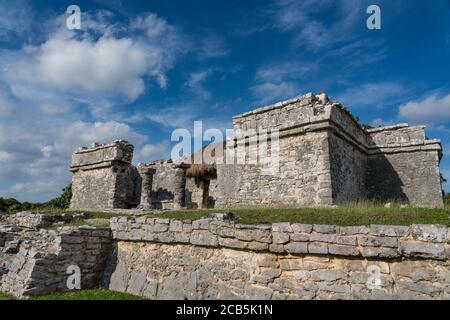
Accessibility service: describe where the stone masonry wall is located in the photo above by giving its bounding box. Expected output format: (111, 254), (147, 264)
(216, 131), (333, 207)
(366, 126), (443, 206)
(218, 93), (443, 207)
(106, 216), (450, 300)
(0, 226), (112, 298)
(148, 161), (178, 209)
(70, 141), (139, 210)
(328, 132), (367, 203)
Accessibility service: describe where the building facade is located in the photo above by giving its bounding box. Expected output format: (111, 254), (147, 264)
(69, 93), (443, 210)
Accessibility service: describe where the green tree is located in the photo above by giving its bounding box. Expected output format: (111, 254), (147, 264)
(47, 184), (72, 209)
(0, 198), (21, 212)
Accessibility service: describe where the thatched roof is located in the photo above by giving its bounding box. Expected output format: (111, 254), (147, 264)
(186, 141), (224, 178)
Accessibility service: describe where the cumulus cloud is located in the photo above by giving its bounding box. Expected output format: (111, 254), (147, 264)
(198, 36), (230, 59)
(0, 0), (33, 40)
(2, 11), (187, 103)
(139, 141), (171, 161)
(251, 62), (314, 104)
(269, 0), (367, 51)
(336, 82), (407, 109)
(399, 94), (450, 125)
(0, 117), (146, 201)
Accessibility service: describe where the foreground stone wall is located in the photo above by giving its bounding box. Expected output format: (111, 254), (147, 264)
(106, 217), (450, 300)
(0, 226), (112, 297)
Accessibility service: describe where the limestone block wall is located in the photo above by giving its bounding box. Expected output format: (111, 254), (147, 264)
(0, 226), (112, 298)
(216, 131), (333, 207)
(328, 132), (367, 203)
(218, 93), (443, 207)
(148, 161), (178, 209)
(70, 141), (139, 210)
(366, 126), (443, 206)
(106, 217), (450, 300)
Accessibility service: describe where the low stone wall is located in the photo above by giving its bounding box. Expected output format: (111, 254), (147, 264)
(106, 217), (450, 299)
(1, 211), (93, 229)
(0, 226), (112, 298)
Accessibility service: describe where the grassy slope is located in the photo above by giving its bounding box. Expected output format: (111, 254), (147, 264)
(0, 289), (143, 300)
(11, 204), (450, 226)
(0, 292), (12, 300)
(32, 289), (143, 300)
(150, 205), (450, 226)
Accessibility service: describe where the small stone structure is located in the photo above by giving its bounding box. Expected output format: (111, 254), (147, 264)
(69, 93), (444, 210)
(70, 141), (141, 210)
(0, 214), (112, 297)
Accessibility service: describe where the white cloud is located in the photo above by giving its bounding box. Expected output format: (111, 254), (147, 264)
(139, 141), (171, 161)
(336, 82), (407, 108)
(186, 69), (213, 100)
(2, 11), (187, 102)
(399, 94), (450, 125)
(270, 0), (366, 51)
(0, 0), (32, 40)
(251, 82), (297, 105)
(0, 86), (147, 201)
(251, 61), (314, 104)
(198, 36), (229, 59)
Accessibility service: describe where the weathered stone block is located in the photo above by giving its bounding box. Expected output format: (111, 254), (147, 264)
(411, 224), (448, 243)
(400, 240), (446, 260)
(309, 233), (337, 243)
(308, 242), (328, 254)
(290, 233), (309, 242)
(370, 225), (410, 237)
(328, 244), (359, 256)
(190, 230), (218, 247)
(338, 226), (369, 235)
(285, 242), (308, 254)
(272, 232), (290, 244)
(291, 224), (313, 233)
(357, 235), (398, 248)
(313, 225), (336, 234)
(192, 218), (210, 230)
(360, 246), (400, 259)
(272, 223), (292, 233)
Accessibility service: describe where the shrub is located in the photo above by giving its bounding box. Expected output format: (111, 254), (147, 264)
(0, 198), (21, 212)
(47, 184), (72, 209)
(443, 193), (450, 205)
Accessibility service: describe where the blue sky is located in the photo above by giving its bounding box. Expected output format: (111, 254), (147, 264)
(0, 0), (449, 201)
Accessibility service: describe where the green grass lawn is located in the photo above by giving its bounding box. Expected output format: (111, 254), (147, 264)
(0, 289), (143, 300)
(7, 203), (450, 226)
(0, 292), (12, 300)
(150, 204), (450, 226)
(32, 289), (143, 300)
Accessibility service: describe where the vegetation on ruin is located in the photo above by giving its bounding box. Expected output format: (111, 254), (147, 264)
(443, 193), (450, 205)
(0, 184), (72, 213)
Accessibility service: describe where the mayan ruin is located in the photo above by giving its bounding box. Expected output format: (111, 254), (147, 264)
(69, 93), (443, 211)
(1, 1), (449, 306)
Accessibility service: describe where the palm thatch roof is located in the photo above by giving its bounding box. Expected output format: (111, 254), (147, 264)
(186, 141), (224, 178)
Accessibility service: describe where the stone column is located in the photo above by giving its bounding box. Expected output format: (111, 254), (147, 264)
(173, 164), (189, 210)
(138, 167), (156, 210)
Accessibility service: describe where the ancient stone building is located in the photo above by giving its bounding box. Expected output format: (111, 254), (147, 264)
(69, 93), (443, 210)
